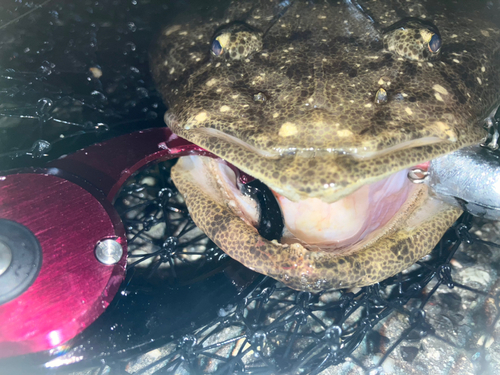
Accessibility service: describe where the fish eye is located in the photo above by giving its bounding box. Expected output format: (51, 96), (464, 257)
(211, 38), (224, 56)
(383, 18), (442, 61)
(428, 33), (442, 53)
(210, 23), (263, 60)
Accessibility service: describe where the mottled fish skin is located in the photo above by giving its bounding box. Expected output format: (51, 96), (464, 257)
(152, 0), (500, 202)
(152, 0), (500, 291)
(170, 157), (460, 291)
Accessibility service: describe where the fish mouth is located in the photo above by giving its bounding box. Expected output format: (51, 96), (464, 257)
(175, 154), (419, 253)
(164, 112), (483, 205)
(171, 153), (461, 291)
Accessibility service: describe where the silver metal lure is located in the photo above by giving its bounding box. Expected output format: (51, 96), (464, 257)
(424, 145), (500, 220)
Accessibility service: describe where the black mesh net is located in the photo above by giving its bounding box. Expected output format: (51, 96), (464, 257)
(1, 1), (500, 374)
(105, 162), (500, 375)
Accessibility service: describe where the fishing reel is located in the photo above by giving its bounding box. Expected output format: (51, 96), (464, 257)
(0, 128), (221, 359)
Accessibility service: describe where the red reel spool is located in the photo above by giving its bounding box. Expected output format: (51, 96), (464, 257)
(0, 128), (205, 358)
(0, 173), (127, 357)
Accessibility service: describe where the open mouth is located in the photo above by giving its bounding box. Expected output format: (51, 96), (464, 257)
(178, 154), (422, 254)
(171, 146), (461, 292)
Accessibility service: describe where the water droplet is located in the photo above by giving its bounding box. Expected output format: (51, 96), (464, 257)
(31, 140), (51, 157)
(127, 22), (137, 32)
(124, 42), (136, 54)
(37, 98), (53, 114)
(91, 90), (107, 102)
(136, 87), (149, 99)
(38, 61), (54, 76)
(95, 123), (109, 131)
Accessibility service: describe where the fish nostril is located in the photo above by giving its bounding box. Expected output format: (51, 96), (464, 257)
(253, 92), (269, 103)
(375, 88), (388, 104)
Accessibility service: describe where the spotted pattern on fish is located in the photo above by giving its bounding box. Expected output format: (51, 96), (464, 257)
(152, 0), (500, 290)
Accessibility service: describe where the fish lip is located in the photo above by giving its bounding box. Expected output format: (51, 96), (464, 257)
(171, 154), (462, 291)
(176, 154), (422, 253)
(164, 116), (477, 204)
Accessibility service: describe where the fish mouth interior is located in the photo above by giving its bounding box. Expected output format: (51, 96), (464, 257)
(178, 154), (424, 255)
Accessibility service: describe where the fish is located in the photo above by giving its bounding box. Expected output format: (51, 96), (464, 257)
(151, 0), (500, 291)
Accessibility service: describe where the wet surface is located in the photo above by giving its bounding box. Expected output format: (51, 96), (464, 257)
(1, 1), (500, 374)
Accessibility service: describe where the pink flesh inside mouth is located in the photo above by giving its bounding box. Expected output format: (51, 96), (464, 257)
(274, 169), (414, 250)
(184, 153), (427, 254)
